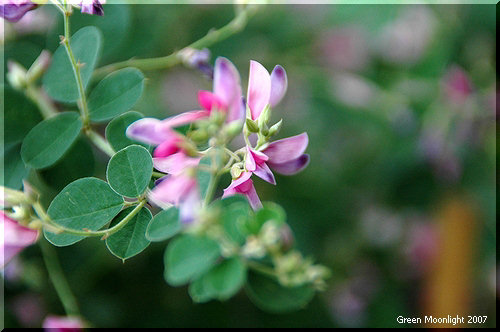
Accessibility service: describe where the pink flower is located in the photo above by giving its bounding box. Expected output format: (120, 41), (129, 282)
(1, 211), (39, 268)
(42, 315), (84, 331)
(222, 172), (262, 210)
(442, 65), (472, 105)
(247, 60), (288, 120)
(80, 0), (105, 16)
(0, 1), (37, 22)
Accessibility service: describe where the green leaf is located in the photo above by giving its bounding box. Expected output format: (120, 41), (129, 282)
(43, 26), (102, 102)
(44, 177), (124, 246)
(106, 206), (152, 260)
(245, 271), (315, 313)
(217, 196), (252, 245)
(21, 112), (82, 169)
(188, 277), (216, 304)
(106, 145), (153, 197)
(40, 138), (95, 191)
(198, 257), (247, 301)
(196, 156), (212, 201)
(1, 143), (30, 190)
(3, 87), (42, 145)
(88, 68), (145, 122)
(145, 207), (180, 242)
(105, 111), (150, 151)
(164, 235), (220, 286)
(252, 202), (286, 234)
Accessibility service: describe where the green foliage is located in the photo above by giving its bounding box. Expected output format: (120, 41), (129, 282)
(106, 145), (153, 198)
(189, 257), (247, 302)
(254, 202), (286, 233)
(44, 177), (124, 246)
(245, 271), (315, 313)
(145, 207), (181, 242)
(106, 206), (152, 260)
(216, 195), (253, 245)
(1, 143), (30, 190)
(3, 87), (42, 145)
(40, 138), (95, 191)
(196, 156), (213, 201)
(105, 111), (150, 151)
(88, 68), (145, 122)
(21, 112), (82, 169)
(43, 26), (102, 102)
(164, 235), (220, 286)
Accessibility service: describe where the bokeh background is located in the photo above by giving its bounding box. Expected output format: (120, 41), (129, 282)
(2, 3), (496, 328)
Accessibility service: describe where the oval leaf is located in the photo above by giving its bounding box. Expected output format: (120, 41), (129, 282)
(21, 112), (82, 169)
(200, 257), (247, 301)
(44, 177), (124, 246)
(107, 145), (153, 197)
(1, 143), (30, 190)
(164, 235), (220, 286)
(145, 207), (180, 242)
(105, 111), (149, 151)
(43, 26), (102, 102)
(89, 68), (145, 122)
(245, 271), (315, 313)
(106, 206), (152, 260)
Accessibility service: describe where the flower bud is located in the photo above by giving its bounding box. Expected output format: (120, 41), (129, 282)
(245, 118), (259, 133)
(230, 163), (244, 179)
(260, 123), (269, 136)
(242, 236), (266, 258)
(189, 129), (209, 143)
(7, 61), (28, 90)
(26, 50), (51, 84)
(267, 119), (283, 137)
(258, 104), (271, 127)
(223, 120), (244, 139)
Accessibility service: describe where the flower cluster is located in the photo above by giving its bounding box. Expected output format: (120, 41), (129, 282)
(127, 57), (309, 221)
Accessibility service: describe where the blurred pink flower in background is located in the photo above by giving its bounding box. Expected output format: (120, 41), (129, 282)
(11, 293), (46, 327)
(43, 315), (84, 331)
(316, 27), (370, 72)
(376, 6), (436, 66)
(0, 0), (37, 22)
(403, 222), (438, 276)
(442, 65), (473, 105)
(1, 211), (39, 268)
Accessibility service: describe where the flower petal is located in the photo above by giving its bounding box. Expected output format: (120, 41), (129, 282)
(270, 65), (288, 107)
(43, 315), (85, 330)
(198, 90), (226, 111)
(247, 60), (271, 120)
(263, 132), (309, 164)
(153, 135), (182, 158)
(213, 57), (243, 123)
(268, 154), (310, 175)
(149, 174), (195, 206)
(242, 179), (262, 210)
(1, 212), (38, 267)
(159, 110), (210, 129)
(224, 171), (252, 192)
(153, 153), (200, 175)
(126, 118), (171, 145)
(179, 187), (201, 224)
(254, 162), (276, 185)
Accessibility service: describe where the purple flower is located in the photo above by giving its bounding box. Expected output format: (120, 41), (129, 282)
(222, 171), (262, 210)
(0, 1), (37, 22)
(247, 60), (288, 120)
(80, 0), (104, 16)
(1, 211), (39, 268)
(42, 315), (84, 331)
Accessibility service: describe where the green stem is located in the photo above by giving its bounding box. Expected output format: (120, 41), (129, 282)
(202, 149), (220, 207)
(39, 238), (80, 316)
(35, 200), (146, 238)
(61, 8), (90, 127)
(85, 129), (115, 157)
(152, 171), (166, 178)
(246, 260), (278, 279)
(25, 85), (59, 119)
(92, 4), (259, 80)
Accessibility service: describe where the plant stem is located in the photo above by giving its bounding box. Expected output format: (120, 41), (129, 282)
(39, 238), (80, 316)
(35, 200), (146, 238)
(25, 85), (59, 119)
(92, 4), (259, 80)
(85, 129), (115, 157)
(246, 260), (278, 279)
(203, 149), (220, 207)
(61, 7), (90, 127)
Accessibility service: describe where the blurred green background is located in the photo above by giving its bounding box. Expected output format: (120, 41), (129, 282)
(2, 3), (496, 328)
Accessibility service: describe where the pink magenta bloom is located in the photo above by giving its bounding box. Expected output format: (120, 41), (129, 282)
(1, 211), (39, 268)
(222, 172), (262, 210)
(43, 315), (84, 332)
(0, 0), (37, 22)
(127, 57), (244, 144)
(443, 65), (472, 105)
(247, 60), (288, 120)
(80, 0), (105, 16)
